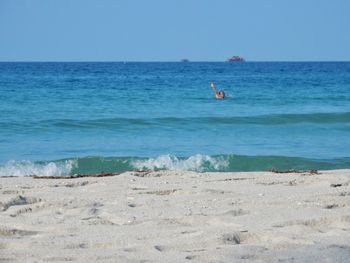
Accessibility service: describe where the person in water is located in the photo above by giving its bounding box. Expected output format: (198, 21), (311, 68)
(210, 82), (225, 99)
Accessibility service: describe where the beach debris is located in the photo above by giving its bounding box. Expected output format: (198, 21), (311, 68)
(51, 181), (92, 188)
(309, 170), (320, 174)
(32, 172), (121, 179)
(332, 180), (350, 188)
(330, 183), (343, 188)
(143, 189), (178, 196)
(269, 169), (319, 174)
(324, 204), (339, 209)
(204, 177), (254, 183)
(132, 170), (153, 177)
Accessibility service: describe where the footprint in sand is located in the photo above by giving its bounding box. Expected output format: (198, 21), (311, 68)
(0, 195), (40, 212)
(221, 231), (259, 245)
(221, 232), (242, 245)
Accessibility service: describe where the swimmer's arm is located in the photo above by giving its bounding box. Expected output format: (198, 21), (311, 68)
(210, 83), (219, 95)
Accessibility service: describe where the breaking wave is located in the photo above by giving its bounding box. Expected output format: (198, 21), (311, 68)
(132, 154), (228, 172)
(1, 154), (350, 177)
(0, 160), (76, 177)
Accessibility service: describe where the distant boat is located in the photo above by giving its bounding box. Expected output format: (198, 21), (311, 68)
(227, 56), (245, 62)
(181, 59), (189, 62)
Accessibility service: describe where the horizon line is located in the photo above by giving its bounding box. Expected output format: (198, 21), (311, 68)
(0, 60), (350, 63)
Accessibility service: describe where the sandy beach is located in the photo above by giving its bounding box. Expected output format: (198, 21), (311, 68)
(0, 169), (349, 262)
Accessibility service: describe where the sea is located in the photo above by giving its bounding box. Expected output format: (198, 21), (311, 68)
(1, 62), (350, 176)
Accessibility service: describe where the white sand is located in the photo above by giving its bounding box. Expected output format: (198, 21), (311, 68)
(0, 169), (350, 262)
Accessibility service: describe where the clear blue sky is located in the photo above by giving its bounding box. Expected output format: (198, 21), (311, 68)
(1, 0), (349, 61)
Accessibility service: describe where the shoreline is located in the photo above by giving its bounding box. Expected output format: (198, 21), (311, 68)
(0, 167), (339, 179)
(1, 169), (350, 262)
(0, 168), (345, 179)
(2, 152), (350, 177)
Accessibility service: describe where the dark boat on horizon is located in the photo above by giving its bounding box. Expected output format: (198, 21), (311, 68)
(227, 56), (245, 62)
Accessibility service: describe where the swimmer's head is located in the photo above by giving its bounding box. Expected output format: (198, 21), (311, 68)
(219, 91), (225, 98)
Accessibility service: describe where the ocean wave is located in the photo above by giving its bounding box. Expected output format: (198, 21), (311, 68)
(1, 112), (350, 132)
(0, 160), (76, 177)
(1, 154), (350, 177)
(132, 154), (229, 172)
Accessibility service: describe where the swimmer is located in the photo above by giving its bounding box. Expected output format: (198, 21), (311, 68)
(210, 82), (225, 99)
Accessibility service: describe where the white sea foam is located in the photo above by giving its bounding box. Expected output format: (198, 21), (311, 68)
(0, 160), (76, 177)
(132, 154), (229, 172)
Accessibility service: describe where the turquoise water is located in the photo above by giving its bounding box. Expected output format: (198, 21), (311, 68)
(1, 62), (350, 176)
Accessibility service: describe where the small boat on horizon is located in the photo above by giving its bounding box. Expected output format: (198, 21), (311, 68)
(227, 56), (245, 62)
(181, 59), (190, 62)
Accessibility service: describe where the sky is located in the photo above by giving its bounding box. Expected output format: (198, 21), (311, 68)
(0, 0), (349, 61)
